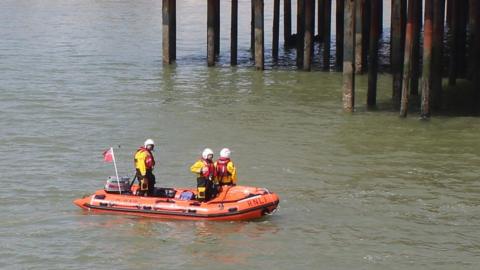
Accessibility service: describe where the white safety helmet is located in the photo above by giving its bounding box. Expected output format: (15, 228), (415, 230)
(202, 148), (214, 159)
(220, 148), (231, 158)
(144, 139), (155, 148)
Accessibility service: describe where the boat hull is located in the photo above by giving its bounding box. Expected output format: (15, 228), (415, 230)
(74, 185), (279, 221)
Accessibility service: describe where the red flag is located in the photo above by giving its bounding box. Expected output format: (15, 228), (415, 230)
(103, 148), (114, 162)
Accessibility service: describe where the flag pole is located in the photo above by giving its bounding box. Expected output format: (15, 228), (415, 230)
(110, 147), (122, 195)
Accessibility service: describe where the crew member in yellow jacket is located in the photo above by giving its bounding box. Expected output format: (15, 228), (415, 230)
(134, 139), (156, 196)
(214, 148), (237, 186)
(190, 148), (215, 201)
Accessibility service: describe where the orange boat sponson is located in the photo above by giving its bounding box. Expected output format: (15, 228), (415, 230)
(73, 185), (280, 221)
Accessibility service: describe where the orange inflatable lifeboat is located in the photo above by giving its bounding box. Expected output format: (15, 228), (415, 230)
(74, 183), (280, 221)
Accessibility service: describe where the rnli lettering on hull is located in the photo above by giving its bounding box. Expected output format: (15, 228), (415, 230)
(247, 196), (268, 207)
(237, 195), (268, 207)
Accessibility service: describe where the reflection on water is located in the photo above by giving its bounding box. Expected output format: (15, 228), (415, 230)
(73, 213), (281, 267)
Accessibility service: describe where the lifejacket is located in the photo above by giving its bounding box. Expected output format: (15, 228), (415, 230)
(201, 158), (215, 179)
(134, 147), (155, 171)
(216, 157), (231, 179)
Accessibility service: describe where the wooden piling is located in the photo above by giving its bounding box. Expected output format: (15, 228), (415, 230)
(231, 0), (238, 66)
(468, 0), (476, 78)
(207, 0), (216, 66)
(296, 0), (305, 67)
(362, 0), (370, 71)
(447, 0), (453, 29)
(162, 0), (176, 64)
(318, 0), (326, 42)
(311, 0), (316, 43)
(391, 0), (407, 108)
(410, 0), (422, 96)
(354, 0), (365, 74)
(251, 1), (255, 58)
(284, 0), (292, 46)
(448, 0), (469, 85)
(400, 0), (416, 117)
(214, 0), (220, 56)
(335, 0), (344, 71)
(273, 0), (280, 61)
(171, 0), (176, 61)
(303, 0), (314, 70)
(472, 0), (480, 109)
(343, 0), (356, 112)
(432, 0), (445, 110)
(448, 0), (459, 85)
(378, 0), (383, 36)
(254, 0), (265, 70)
(367, 0), (380, 108)
(457, 1), (468, 78)
(322, 0), (332, 70)
(420, 0), (434, 118)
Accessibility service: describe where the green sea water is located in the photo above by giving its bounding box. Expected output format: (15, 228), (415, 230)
(0, 1), (479, 269)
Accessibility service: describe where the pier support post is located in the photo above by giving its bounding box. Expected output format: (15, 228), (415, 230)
(432, 0), (445, 110)
(378, 0), (383, 36)
(400, 0), (416, 117)
(448, 0), (459, 85)
(420, 0), (434, 118)
(296, 0), (305, 67)
(318, 0), (326, 42)
(447, 0), (468, 84)
(254, 0), (265, 70)
(354, 0), (365, 74)
(410, 0), (422, 96)
(303, 0), (314, 70)
(447, 0), (453, 29)
(472, 0), (480, 109)
(458, 1), (468, 78)
(273, 0), (280, 61)
(207, 0), (216, 66)
(391, 0), (407, 109)
(343, 0), (356, 112)
(468, 0), (477, 78)
(468, 0), (476, 78)
(322, 0), (332, 70)
(215, 0), (220, 56)
(362, 0), (370, 71)
(335, 0), (344, 71)
(367, 0), (380, 108)
(251, 1), (255, 58)
(162, 0), (176, 64)
(284, 0), (292, 46)
(318, 0), (324, 42)
(231, 0), (238, 65)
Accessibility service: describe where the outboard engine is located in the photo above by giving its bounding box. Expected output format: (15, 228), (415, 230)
(104, 176), (131, 194)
